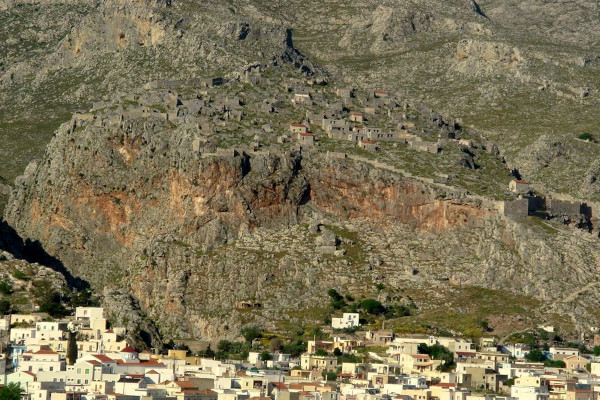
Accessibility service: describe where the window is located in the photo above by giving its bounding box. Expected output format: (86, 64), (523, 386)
(85, 369), (89, 374)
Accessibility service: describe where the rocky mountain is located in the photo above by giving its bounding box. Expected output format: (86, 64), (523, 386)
(1, 0), (600, 345)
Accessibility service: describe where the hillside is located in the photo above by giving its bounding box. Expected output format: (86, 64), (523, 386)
(1, 0), (600, 345)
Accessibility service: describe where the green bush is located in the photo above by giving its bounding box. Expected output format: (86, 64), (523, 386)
(578, 133), (593, 141)
(322, 371), (337, 381)
(0, 299), (11, 314)
(525, 349), (547, 362)
(12, 271), (28, 280)
(282, 340), (306, 358)
(39, 302), (68, 318)
(327, 289), (343, 301)
(418, 343), (455, 371)
(0, 280), (13, 295)
(360, 299), (386, 315)
(544, 359), (565, 368)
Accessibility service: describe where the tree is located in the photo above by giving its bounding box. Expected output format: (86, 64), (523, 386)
(70, 288), (98, 308)
(360, 299), (386, 315)
(0, 382), (24, 400)
(594, 346), (600, 356)
(525, 349), (547, 362)
(0, 299), (11, 314)
(315, 349), (328, 356)
(261, 351), (272, 361)
(479, 320), (489, 331)
(241, 326), (261, 343)
(419, 343), (455, 372)
(282, 340), (307, 358)
(67, 331), (78, 365)
(204, 344), (215, 358)
(40, 302), (68, 318)
(218, 340), (233, 353)
(333, 348), (342, 356)
(322, 371), (337, 381)
(269, 338), (283, 353)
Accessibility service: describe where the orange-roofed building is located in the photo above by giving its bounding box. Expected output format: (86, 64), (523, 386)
(297, 132), (315, 146)
(290, 123), (309, 134)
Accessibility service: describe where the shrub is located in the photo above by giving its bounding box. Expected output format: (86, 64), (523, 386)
(12, 271), (28, 280)
(544, 359), (565, 368)
(327, 289), (343, 301)
(322, 371), (337, 381)
(39, 302), (68, 318)
(525, 349), (547, 362)
(282, 340), (306, 358)
(360, 299), (386, 315)
(0, 280), (13, 295)
(578, 133), (593, 141)
(0, 299), (10, 314)
(315, 349), (328, 356)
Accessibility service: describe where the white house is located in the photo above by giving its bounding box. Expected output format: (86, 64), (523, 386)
(332, 313), (360, 329)
(17, 349), (64, 374)
(549, 347), (579, 360)
(511, 376), (549, 400)
(10, 327), (36, 343)
(35, 321), (68, 342)
(75, 306), (107, 333)
(501, 343), (530, 359)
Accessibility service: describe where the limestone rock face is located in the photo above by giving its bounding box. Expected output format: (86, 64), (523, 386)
(7, 97), (600, 341)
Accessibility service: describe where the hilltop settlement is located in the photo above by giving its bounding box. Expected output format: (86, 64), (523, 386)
(2, 307), (600, 400)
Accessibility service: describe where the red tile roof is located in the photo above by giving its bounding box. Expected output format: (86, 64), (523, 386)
(299, 132), (315, 137)
(360, 140), (375, 144)
(121, 346), (137, 353)
(93, 354), (116, 363)
(34, 349), (58, 355)
(175, 381), (198, 389)
(273, 383), (288, 390)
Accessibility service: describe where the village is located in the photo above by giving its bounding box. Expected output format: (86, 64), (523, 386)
(2, 307), (600, 400)
(77, 68), (597, 231)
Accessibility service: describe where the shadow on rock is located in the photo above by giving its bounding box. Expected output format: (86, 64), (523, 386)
(0, 218), (90, 290)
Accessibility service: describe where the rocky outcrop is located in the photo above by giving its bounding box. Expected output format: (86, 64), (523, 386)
(456, 39), (523, 76)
